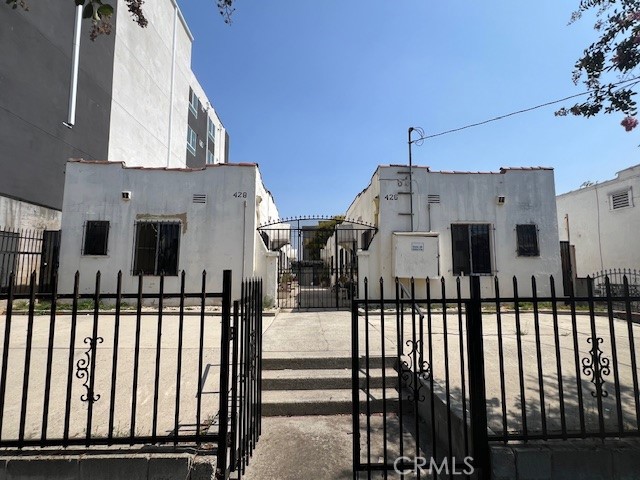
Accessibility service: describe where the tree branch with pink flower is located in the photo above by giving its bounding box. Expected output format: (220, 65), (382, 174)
(556, 0), (640, 131)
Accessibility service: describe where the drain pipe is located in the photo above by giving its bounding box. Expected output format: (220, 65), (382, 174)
(242, 200), (247, 279)
(166, 4), (178, 166)
(63, 4), (83, 128)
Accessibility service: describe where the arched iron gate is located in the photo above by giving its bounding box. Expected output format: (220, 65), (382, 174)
(258, 216), (377, 309)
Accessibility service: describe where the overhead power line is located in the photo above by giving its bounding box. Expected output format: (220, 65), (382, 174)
(415, 76), (640, 141)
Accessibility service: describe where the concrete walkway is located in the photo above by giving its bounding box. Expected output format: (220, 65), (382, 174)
(241, 415), (354, 480)
(261, 310), (353, 359)
(243, 310), (357, 480)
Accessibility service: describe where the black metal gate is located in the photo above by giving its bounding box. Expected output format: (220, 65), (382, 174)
(258, 216), (376, 309)
(218, 277), (263, 479)
(39, 230), (61, 293)
(352, 273), (640, 479)
(352, 277), (486, 479)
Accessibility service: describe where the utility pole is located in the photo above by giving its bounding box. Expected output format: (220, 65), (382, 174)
(407, 127), (425, 232)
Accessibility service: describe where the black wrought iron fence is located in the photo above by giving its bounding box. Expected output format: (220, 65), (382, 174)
(591, 268), (640, 312)
(0, 228), (60, 294)
(0, 269), (263, 479)
(221, 277), (263, 480)
(352, 274), (640, 479)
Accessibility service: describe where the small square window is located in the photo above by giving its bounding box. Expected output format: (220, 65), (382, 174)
(187, 127), (197, 156)
(516, 224), (539, 257)
(83, 221), (109, 255)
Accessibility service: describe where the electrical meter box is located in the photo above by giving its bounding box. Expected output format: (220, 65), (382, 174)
(392, 232), (439, 279)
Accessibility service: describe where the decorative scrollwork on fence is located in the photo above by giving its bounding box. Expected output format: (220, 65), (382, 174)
(401, 339), (431, 402)
(76, 336), (104, 403)
(581, 337), (611, 398)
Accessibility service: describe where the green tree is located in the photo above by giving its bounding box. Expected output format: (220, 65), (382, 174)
(5, 0), (235, 39)
(305, 217), (345, 261)
(557, 0), (640, 131)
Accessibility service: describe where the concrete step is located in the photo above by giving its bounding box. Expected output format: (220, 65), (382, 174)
(262, 368), (399, 391)
(262, 388), (408, 416)
(262, 355), (397, 371)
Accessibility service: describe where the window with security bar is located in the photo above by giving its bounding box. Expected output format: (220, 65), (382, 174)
(133, 222), (180, 275)
(516, 224), (539, 257)
(451, 223), (491, 275)
(83, 220), (109, 256)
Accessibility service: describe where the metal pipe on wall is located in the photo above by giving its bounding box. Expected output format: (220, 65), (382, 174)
(242, 200), (247, 279)
(64, 5), (83, 128)
(166, 4), (178, 167)
(408, 127), (414, 232)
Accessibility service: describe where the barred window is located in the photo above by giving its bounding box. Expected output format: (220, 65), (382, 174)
(451, 224), (491, 275)
(133, 222), (180, 276)
(83, 221), (109, 256)
(516, 224), (539, 257)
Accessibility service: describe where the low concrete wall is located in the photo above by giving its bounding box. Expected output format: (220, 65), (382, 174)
(491, 438), (640, 480)
(0, 452), (216, 480)
(411, 374), (640, 479)
(412, 376), (470, 460)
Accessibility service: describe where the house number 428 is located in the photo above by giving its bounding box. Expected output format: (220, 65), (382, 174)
(233, 192), (248, 198)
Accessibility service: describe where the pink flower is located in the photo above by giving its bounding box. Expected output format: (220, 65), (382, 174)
(621, 116), (639, 131)
(625, 11), (640, 22)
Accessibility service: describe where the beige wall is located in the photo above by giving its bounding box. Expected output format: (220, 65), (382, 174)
(557, 164), (640, 276)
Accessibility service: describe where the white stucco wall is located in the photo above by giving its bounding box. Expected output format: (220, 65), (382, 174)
(108, 0), (227, 169)
(0, 196), (61, 230)
(58, 161), (270, 300)
(252, 169), (280, 302)
(347, 166), (562, 298)
(556, 164), (640, 276)
(107, 0), (192, 168)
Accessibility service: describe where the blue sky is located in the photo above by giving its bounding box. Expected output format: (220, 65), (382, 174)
(179, 0), (639, 218)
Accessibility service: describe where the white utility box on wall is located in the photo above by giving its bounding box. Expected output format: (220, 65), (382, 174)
(392, 232), (439, 278)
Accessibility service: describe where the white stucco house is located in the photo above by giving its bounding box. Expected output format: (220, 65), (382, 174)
(346, 165), (563, 298)
(57, 160), (280, 301)
(556, 164), (640, 277)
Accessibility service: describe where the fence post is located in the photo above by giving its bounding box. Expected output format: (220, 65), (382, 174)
(466, 275), (490, 479)
(216, 269), (232, 480)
